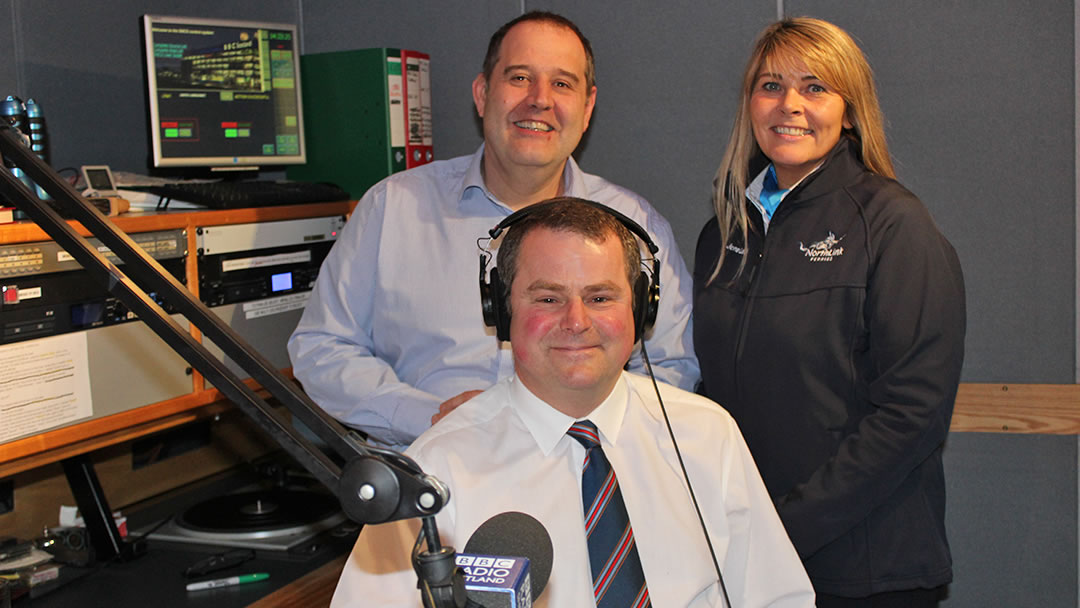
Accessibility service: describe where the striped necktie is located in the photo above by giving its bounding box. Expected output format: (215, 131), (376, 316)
(568, 420), (651, 607)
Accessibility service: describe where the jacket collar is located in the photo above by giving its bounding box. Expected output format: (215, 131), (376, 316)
(775, 137), (866, 203)
(742, 138), (865, 235)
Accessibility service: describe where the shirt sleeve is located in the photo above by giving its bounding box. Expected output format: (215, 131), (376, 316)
(775, 192), (966, 558)
(287, 184), (442, 449)
(625, 202), (701, 391)
(329, 518), (428, 608)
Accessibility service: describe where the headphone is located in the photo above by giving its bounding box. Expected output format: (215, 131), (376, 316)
(478, 199), (660, 343)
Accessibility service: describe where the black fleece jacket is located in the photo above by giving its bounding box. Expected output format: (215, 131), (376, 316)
(693, 138), (965, 596)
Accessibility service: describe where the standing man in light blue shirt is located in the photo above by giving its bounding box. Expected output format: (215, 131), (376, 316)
(288, 11), (698, 451)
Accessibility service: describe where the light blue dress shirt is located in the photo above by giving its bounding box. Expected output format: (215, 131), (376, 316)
(288, 145), (699, 450)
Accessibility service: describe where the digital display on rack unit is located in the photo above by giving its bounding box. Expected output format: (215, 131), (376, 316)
(270, 271), (293, 292)
(70, 301), (105, 329)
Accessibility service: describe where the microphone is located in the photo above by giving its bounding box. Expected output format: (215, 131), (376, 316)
(458, 511), (553, 608)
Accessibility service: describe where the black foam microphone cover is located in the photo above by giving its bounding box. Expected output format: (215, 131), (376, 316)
(463, 511), (554, 601)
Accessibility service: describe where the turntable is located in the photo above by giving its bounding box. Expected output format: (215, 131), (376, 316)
(148, 488), (349, 552)
(35, 483), (359, 608)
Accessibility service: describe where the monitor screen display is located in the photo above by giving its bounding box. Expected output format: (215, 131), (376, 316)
(142, 15), (306, 170)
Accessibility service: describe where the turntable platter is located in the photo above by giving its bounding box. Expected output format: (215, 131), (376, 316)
(149, 489), (348, 550)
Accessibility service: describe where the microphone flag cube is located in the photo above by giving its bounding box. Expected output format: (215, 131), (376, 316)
(455, 553), (532, 608)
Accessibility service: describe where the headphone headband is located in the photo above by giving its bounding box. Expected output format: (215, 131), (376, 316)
(487, 199), (660, 256)
(478, 198), (660, 343)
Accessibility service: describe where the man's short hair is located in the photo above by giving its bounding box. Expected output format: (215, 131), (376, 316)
(481, 11), (596, 90)
(496, 197), (640, 313)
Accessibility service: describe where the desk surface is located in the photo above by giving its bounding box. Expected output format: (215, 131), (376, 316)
(246, 554), (345, 608)
(20, 536), (353, 608)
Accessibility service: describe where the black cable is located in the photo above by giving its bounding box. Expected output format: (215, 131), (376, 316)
(641, 342), (732, 608)
(126, 514), (173, 544)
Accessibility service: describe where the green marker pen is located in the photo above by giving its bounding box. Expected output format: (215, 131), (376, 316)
(186, 572), (270, 591)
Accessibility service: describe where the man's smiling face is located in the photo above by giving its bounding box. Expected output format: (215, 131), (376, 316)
(473, 20), (596, 181)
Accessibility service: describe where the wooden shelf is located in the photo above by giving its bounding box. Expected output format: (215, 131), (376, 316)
(0, 400), (232, 478)
(951, 383), (1080, 434)
(0, 200), (354, 244)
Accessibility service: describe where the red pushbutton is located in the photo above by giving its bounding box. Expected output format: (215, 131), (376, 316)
(2, 286), (18, 304)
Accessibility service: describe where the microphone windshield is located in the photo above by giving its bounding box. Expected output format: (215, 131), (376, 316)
(463, 511), (553, 600)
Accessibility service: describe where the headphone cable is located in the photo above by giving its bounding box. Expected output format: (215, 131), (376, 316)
(641, 342), (732, 608)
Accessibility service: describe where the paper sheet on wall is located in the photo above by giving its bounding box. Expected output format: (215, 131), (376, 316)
(0, 333), (93, 444)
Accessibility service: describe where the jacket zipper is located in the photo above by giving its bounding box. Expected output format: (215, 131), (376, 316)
(731, 211), (770, 402)
(730, 193), (798, 401)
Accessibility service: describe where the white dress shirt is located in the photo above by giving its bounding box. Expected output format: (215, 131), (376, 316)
(287, 145), (699, 450)
(330, 372), (814, 607)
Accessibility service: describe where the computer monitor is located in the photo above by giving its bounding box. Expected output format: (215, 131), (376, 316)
(141, 15), (306, 172)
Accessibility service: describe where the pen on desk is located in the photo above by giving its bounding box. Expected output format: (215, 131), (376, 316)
(185, 572), (269, 591)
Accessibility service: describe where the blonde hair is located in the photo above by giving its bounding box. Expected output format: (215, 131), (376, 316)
(709, 17), (895, 282)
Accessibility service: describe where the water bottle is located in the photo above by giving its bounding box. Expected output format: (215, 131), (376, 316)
(0, 95), (37, 197)
(24, 98), (50, 200)
(25, 98), (48, 162)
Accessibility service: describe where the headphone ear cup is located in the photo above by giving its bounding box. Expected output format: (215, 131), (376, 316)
(645, 277), (659, 336)
(632, 271), (659, 343)
(490, 267), (511, 342)
(632, 272), (648, 342)
(480, 263), (496, 328)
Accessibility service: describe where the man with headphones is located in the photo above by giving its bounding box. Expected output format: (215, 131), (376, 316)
(330, 198), (813, 608)
(288, 11), (697, 451)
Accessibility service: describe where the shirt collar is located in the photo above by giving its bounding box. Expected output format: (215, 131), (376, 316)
(458, 144), (586, 212)
(510, 373), (631, 456)
(746, 167), (772, 230)
(560, 154), (587, 198)
(458, 144), (502, 213)
(746, 162), (823, 229)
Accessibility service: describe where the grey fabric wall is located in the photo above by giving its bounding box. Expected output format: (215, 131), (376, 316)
(0, 3), (17, 96)
(1, 0), (1075, 605)
(790, 0), (1075, 385)
(944, 432), (1076, 606)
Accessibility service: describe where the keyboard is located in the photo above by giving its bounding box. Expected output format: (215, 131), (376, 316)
(145, 180), (351, 209)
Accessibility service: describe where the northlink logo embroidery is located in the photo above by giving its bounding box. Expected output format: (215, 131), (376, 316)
(799, 232), (845, 262)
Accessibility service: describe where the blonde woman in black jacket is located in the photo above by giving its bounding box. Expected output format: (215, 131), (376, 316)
(693, 18), (965, 608)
